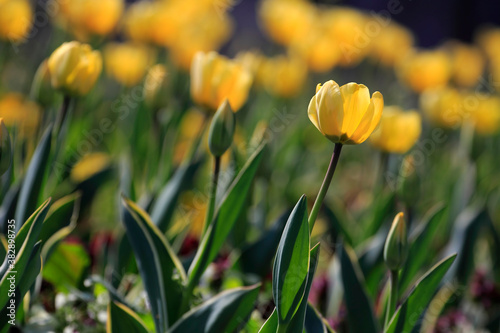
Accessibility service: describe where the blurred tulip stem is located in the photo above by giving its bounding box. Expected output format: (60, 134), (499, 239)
(385, 269), (399, 328)
(55, 95), (72, 134)
(308, 143), (343, 234)
(202, 155), (221, 236)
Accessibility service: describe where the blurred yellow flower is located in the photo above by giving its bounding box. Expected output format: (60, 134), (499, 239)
(470, 95), (500, 135)
(420, 87), (464, 128)
(308, 81), (384, 144)
(370, 106), (421, 154)
(0, 118), (11, 175)
(259, 0), (316, 46)
(292, 30), (341, 73)
(0, 93), (41, 137)
(104, 43), (154, 87)
(48, 41), (102, 96)
(398, 50), (451, 92)
(173, 109), (207, 164)
(122, 1), (156, 43)
(323, 7), (370, 67)
(144, 64), (168, 109)
(370, 22), (414, 67)
(445, 41), (485, 88)
(71, 152), (111, 183)
(260, 55), (308, 98)
(475, 27), (500, 64)
(234, 51), (265, 83)
(0, 0), (32, 42)
(191, 51), (253, 112)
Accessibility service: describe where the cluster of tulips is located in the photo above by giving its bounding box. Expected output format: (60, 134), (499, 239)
(0, 0), (499, 332)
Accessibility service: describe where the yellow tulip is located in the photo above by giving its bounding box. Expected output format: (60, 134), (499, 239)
(0, 0), (32, 42)
(72, 0), (123, 36)
(308, 81), (384, 144)
(475, 27), (500, 63)
(420, 87), (464, 128)
(0, 93), (41, 137)
(259, 55), (308, 98)
(191, 51), (253, 112)
(70, 152), (111, 183)
(104, 43), (154, 87)
(259, 0), (316, 46)
(469, 95), (500, 135)
(144, 64), (168, 109)
(122, 1), (156, 43)
(398, 50), (451, 92)
(445, 41), (485, 88)
(48, 41), (102, 96)
(370, 106), (421, 154)
(292, 31), (341, 73)
(370, 23), (414, 67)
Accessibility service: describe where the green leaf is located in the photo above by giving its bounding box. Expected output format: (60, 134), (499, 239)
(122, 197), (186, 331)
(288, 243), (320, 333)
(273, 195), (310, 325)
(259, 309), (278, 333)
(15, 126), (52, 230)
(150, 160), (201, 232)
(385, 254), (457, 333)
(340, 245), (379, 333)
(0, 199), (51, 309)
(107, 301), (149, 333)
(362, 192), (395, 240)
(305, 304), (336, 333)
(42, 241), (90, 292)
(0, 242), (42, 331)
(188, 143), (265, 289)
(323, 203), (354, 246)
(39, 192), (80, 246)
(399, 205), (446, 293)
(168, 284), (260, 333)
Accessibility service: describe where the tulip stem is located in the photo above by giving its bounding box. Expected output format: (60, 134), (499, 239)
(385, 269), (399, 328)
(308, 143), (343, 234)
(202, 155), (221, 236)
(55, 95), (71, 133)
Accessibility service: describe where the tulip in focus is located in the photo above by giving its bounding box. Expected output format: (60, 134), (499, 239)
(104, 43), (154, 87)
(191, 51), (253, 112)
(398, 50), (451, 92)
(0, 93), (41, 138)
(0, 0), (32, 42)
(370, 106), (421, 154)
(308, 80), (384, 144)
(48, 41), (103, 96)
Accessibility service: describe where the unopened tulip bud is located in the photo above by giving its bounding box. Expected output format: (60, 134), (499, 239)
(31, 59), (58, 107)
(384, 212), (408, 271)
(0, 119), (12, 176)
(208, 99), (235, 157)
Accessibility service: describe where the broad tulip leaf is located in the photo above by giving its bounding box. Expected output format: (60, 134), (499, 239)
(273, 195), (310, 324)
(107, 301), (149, 333)
(168, 284), (260, 333)
(39, 192), (80, 246)
(258, 309), (278, 333)
(15, 126), (52, 231)
(340, 245), (379, 333)
(287, 243), (320, 333)
(305, 304), (336, 333)
(0, 199), (51, 309)
(399, 204), (446, 293)
(385, 254), (457, 333)
(188, 144), (265, 289)
(122, 197), (186, 330)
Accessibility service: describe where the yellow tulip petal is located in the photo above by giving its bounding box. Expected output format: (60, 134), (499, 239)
(316, 80), (344, 138)
(348, 91), (384, 144)
(340, 83), (371, 136)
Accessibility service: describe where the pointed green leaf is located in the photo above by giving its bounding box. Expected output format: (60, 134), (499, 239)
(385, 254), (457, 333)
(122, 197), (186, 330)
(39, 192), (80, 246)
(259, 309), (278, 333)
(273, 195), (310, 324)
(168, 284), (260, 333)
(107, 301), (149, 333)
(340, 245), (379, 333)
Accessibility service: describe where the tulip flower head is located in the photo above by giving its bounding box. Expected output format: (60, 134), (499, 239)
(191, 51), (253, 112)
(48, 41), (102, 96)
(0, 0), (32, 42)
(370, 106), (422, 154)
(384, 212), (408, 271)
(308, 81), (384, 144)
(104, 43), (154, 87)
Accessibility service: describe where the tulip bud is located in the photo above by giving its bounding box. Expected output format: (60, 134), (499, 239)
(384, 213), (408, 271)
(144, 64), (168, 109)
(208, 100), (235, 157)
(0, 119), (12, 176)
(31, 59), (58, 108)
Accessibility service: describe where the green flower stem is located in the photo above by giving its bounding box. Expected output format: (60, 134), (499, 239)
(308, 143), (343, 234)
(179, 278), (196, 317)
(277, 322), (289, 333)
(385, 269), (399, 328)
(55, 95), (71, 134)
(202, 155), (221, 236)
